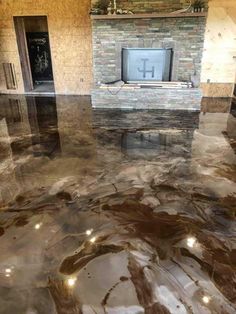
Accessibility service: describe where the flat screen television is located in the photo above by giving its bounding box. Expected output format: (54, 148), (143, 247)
(122, 48), (172, 83)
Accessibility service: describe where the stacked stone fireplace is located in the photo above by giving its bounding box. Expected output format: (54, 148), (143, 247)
(91, 12), (207, 110)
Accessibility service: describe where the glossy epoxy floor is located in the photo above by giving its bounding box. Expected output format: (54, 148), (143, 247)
(0, 95), (235, 314)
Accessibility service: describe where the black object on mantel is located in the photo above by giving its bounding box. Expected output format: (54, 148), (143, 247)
(105, 80), (123, 85)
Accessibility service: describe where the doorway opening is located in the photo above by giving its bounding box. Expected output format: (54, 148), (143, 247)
(14, 16), (55, 94)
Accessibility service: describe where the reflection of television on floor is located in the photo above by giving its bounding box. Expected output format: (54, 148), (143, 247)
(122, 48), (173, 83)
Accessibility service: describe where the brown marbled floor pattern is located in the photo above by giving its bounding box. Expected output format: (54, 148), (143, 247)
(0, 95), (235, 314)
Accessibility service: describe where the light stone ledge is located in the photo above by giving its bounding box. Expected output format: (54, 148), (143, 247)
(92, 87), (202, 111)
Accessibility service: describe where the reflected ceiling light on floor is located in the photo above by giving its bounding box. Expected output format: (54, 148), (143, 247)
(5, 274), (11, 277)
(202, 296), (210, 304)
(5, 268), (12, 274)
(187, 237), (196, 248)
(90, 236), (96, 244)
(34, 223), (42, 230)
(86, 229), (93, 236)
(66, 277), (77, 288)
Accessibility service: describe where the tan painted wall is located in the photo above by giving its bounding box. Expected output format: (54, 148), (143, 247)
(0, 0), (93, 95)
(201, 0), (236, 96)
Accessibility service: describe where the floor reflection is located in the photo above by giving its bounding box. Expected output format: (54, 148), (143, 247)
(0, 95), (235, 314)
(27, 96), (61, 158)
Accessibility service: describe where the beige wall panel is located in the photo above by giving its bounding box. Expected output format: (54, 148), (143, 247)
(201, 97), (232, 113)
(201, 82), (234, 98)
(201, 0), (236, 93)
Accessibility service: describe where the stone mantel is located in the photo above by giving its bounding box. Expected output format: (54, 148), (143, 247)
(91, 12), (207, 20)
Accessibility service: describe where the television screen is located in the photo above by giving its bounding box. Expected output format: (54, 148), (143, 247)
(122, 48), (172, 83)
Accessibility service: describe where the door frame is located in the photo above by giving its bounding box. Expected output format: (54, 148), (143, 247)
(14, 15), (54, 93)
(14, 16), (34, 92)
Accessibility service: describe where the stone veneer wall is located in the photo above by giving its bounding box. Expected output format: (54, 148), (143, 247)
(92, 17), (207, 84)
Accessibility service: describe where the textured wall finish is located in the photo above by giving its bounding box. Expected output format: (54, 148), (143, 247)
(201, 0), (236, 96)
(0, 0), (93, 95)
(201, 83), (234, 98)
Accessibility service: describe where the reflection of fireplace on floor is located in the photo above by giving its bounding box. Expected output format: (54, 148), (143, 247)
(121, 129), (194, 158)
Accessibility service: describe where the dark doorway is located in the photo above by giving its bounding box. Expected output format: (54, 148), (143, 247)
(14, 16), (55, 94)
(26, 32), (54, 83)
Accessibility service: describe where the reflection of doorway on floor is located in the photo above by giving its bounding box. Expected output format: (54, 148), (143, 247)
(26, 96), (61, 157)
(14, 16), (55, 94)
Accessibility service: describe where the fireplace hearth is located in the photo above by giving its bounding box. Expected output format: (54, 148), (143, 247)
(122, 48), (172, 83)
